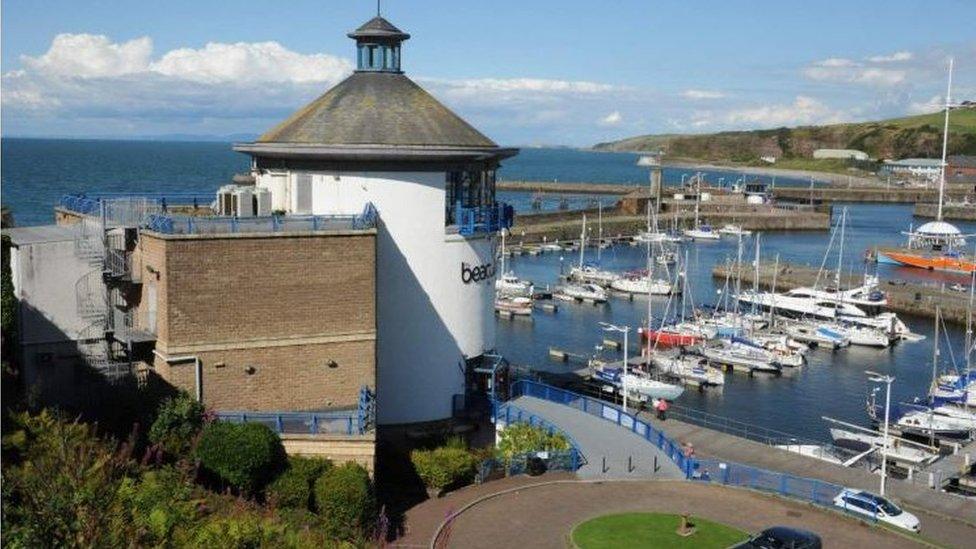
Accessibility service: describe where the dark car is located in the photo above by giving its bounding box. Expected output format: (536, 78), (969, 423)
(733, 526), (822, 549)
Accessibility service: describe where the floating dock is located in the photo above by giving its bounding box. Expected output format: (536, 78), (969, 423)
(712, 261), (972, 325)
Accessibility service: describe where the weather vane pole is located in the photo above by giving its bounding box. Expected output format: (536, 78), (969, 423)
(377, 0), (381, 16)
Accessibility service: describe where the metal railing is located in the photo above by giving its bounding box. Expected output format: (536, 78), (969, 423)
(477, 400), (583, 481)
(509, 379), (697, 477)
(454, 202), (514, 236)
(145, 202), (379, 235)
(218, 386), (376, 436)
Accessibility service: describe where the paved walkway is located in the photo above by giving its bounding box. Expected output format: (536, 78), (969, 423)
(435, 479), (926, 548)
(647, 413), (976, 545)
(510, 396), (683, 479)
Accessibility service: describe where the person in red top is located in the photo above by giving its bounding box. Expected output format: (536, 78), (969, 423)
(655, 398), (669, 420)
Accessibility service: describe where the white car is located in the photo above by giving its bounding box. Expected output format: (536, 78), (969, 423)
(832, 488), (920, 532)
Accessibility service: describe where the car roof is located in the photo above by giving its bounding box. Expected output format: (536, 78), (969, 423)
(762, 526), (819, 540)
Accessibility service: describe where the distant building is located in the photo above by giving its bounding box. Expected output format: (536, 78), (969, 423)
(947, 155), (976, 177)
(759, 155), (777, 164)
(879, 158), (942, 179)
(813, 149), (869, 161)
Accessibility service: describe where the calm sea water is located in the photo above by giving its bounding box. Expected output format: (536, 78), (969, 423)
(2, 138), (972, 441)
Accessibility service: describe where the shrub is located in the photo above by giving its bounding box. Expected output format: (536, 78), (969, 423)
(117, 466), (199, 544)
(194, 421), (286, 494)
(496, 423), (570, 462)
(267, 456), (333, 511)
(411, 447), (478, 492)
(1, 410), (136, 547)
(314, 462), (375, 541)
(148, 393), (205, 456)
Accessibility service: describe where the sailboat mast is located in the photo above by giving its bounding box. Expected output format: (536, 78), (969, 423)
(752, 233), (761, 317)
(835, 207), (846, 289)
(500, 228), (506, 275)
(734, 234), (744, 316)
(931, 306), (941, 447)
(646, 234), (653, 356)
(770, 253), (780, 325)
(579, 214), (586, 270)
(597, 200), (603, 262)
(937, 58), (953, 221)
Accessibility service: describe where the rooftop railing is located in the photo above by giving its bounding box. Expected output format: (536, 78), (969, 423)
(454, 202), (514, 236)
(146, 202), (378, 235)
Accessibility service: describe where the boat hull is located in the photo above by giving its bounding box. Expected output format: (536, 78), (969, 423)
(644, 330), (703, 347)
(877, 247), (976, 274)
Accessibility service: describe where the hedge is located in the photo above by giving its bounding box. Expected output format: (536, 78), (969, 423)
(411, 447), (478, 492)
(313, 462), (375, 541)
(267, 456), (333, 511)
(194, 422), (286, 494)
(496, 423), (570, 462)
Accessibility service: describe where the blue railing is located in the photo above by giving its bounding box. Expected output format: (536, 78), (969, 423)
(60, 193), (214, 214)
(477, 400), (582, 481)
(495, 401), (582, 470)
(218, 386), (375, 436)
(59, 194), (102, 215)
(509, 379), (697, 478)
(144, 202), (379, 235)
(455, 202), (514, 236)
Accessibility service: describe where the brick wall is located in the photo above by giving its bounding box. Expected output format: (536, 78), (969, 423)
(140, 230), (377, 412)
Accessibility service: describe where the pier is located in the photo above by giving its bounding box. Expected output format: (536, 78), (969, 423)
(712, 261), (972, 325)
(771, 184), (973, 204)
(913, 202), (976, 222)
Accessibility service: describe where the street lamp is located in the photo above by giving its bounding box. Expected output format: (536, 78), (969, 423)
(600, 322), (631, 413)
(866, 370), (895, 496)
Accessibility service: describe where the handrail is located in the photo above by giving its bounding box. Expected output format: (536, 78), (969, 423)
(509, 379), (697, 477)
(216, 409), (365, 436)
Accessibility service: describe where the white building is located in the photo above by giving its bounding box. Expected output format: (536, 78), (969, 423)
(234, 16), (517, 425)
(880, 158), (942, 179)
(813, 149), (869, 161)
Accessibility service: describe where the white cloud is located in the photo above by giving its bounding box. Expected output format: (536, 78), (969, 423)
(682, 89), (725, 100)
(817, 57), (857, 68)
(908, 94), (944, 114)
(599, 111), (622, 126)
(151, 42), (351, 84)
(422, 77), (620, 105)
(22, 34), (153, 78)
(693, 96), (849, 129)
(803, 57), (907, 87)
(867, 51), (913, 63)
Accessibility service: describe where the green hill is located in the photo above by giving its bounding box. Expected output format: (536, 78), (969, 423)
(593, 107), (976, 163)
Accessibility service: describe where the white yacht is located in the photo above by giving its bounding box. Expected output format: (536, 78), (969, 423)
(701, 340), (781, 373)
(496, 273), (533, 297)
(896, 409), (975, 439)
(555, 283), (608, 303)
(781, 320), (850, 349)
(738, 289), (910, 339)
(634, 231), (668, 243)
(610, 271), (673, 295)
(750, 333), (806, 367)
(829, 428), (937, 466)
(651, 351), (725, 386)
(720, 224), (752, 237)
(494, 296), (533, 316)
(593, 366), (686, 401)
(684, 224), (721, 241)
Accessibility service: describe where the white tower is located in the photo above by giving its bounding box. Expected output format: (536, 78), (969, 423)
(235, 16), (518, 425)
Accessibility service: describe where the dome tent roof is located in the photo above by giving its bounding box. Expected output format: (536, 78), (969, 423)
(916, 221), (962, 235)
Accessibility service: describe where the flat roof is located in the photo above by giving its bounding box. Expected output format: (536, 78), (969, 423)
(3, 224), (76, 246)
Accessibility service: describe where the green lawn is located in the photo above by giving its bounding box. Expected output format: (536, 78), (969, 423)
(572, 512), (749, 549)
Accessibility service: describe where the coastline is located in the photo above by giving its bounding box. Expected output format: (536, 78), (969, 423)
(661, 158), (880, 186)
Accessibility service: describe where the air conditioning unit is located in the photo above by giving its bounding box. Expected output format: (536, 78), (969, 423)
(254, 187), (273, 216)
(233, 187), (254, 217)
(216, 185), (236, 216)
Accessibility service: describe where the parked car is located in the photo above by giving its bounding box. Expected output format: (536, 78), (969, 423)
(733, 526), (822, 548)
(832, 488), (920, 532)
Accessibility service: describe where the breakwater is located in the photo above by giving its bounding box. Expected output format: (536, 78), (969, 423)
(772, 184), (972, 204)
(499, 180), (634, 195)
(712, 261), (971, 325)
(913, 202), (976, 221)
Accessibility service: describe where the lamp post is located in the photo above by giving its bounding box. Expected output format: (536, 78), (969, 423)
(601, 322), (631, 413)
(866, 370), (895, 496)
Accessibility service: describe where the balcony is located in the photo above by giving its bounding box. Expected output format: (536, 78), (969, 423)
(144, 202), (378, 235)
(453, 202), (514, 236)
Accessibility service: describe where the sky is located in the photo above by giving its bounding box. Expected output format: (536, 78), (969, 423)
(2, 0), (975, 146)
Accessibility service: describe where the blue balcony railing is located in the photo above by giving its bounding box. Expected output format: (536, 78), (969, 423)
(455, 202), (514, 236)
(145, 202), (378, 235)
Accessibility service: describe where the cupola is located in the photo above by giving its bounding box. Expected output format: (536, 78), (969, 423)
(348, 16), (410, 73)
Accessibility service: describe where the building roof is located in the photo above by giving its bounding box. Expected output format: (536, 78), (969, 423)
(241, 72), (502, 151)
(948, 155), (976, 168)
(347, 16), (410, 41)
(884, 158), (942, 167)
(3, 225), (76, 246)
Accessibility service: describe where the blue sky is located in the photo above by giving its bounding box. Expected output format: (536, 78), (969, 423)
(2, 0), (975, 145)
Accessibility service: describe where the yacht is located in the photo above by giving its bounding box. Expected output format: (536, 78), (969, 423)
(829, 428), (937, 466)
(895, 410), (974, 439)
(555, 283), (608, 303)
(610, 271), (673, 295)
(634, 231), (668, 243)
(701, 339), (781, 373)
(684, 224), (721, 241)
(568, 263), (620, 286)
(642, 322), (714, 348)
(593, 366), (685, 401)
(836, 323), (892, 348)
(496, 273), (533, 297)
(750, 333), (806, 367)
(781, 320), (850, 349)
(719, 224), (752, 237)
(651, 351), (725, 386)
(494, 296), (533, 316)
(738, 288), (910, 339)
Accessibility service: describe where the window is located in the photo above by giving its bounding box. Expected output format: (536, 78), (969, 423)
(445, 169), (496, 226)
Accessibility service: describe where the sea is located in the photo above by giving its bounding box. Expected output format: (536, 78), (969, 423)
(2, 138), (974, 442)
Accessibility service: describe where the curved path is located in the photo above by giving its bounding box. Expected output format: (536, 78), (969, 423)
(439, 480), (924, 549)
(510, 396), (683, 479)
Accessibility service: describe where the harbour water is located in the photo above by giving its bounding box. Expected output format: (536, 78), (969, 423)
(2, 138), (973, 443)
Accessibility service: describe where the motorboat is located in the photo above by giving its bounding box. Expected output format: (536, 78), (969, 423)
(568, 263), (619, 286)
(656, 250), (677, 265)
(496, 273), (534, 297)
(829, 428), (937, 466)
(540, 241), (563, 252)
(555, 283), (608, 303)
(773, 444), (846, 466)
(737, 289), (910, 339)
(749, 333), (806, 367)
(651, 351), (724, 386)
(684, 224), (721, 241)
(494, 296), (533, 316)
(719, 224), (752, 237)
(634, 231), (668, 243)
(780, 320), (850, 349)
(837, 323), (892, 348)
(610, 271), (673, 295)
(895, 410), (974, 439)
(593, 366), (685, 401)
(701, 339), (781, 373)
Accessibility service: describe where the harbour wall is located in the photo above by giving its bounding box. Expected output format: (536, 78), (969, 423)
(712, 261), (971, 325)
(913, 203), (976, 221)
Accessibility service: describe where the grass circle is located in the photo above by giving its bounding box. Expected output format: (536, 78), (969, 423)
(571, 512), (748, 549)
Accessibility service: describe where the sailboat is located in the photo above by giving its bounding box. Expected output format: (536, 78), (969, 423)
(683, 175), (720, 241)
(876, 58), (976, 274)
(568, 214), (619, 286)
(495, 229), (534, 297)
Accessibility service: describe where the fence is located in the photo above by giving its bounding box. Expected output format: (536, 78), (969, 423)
(477, 400), (582, 482)
(145, 202), (378, 235)
(218, 387), (375, 436)
(695, 459), (879, 522)
(510, 379), (697, 478)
